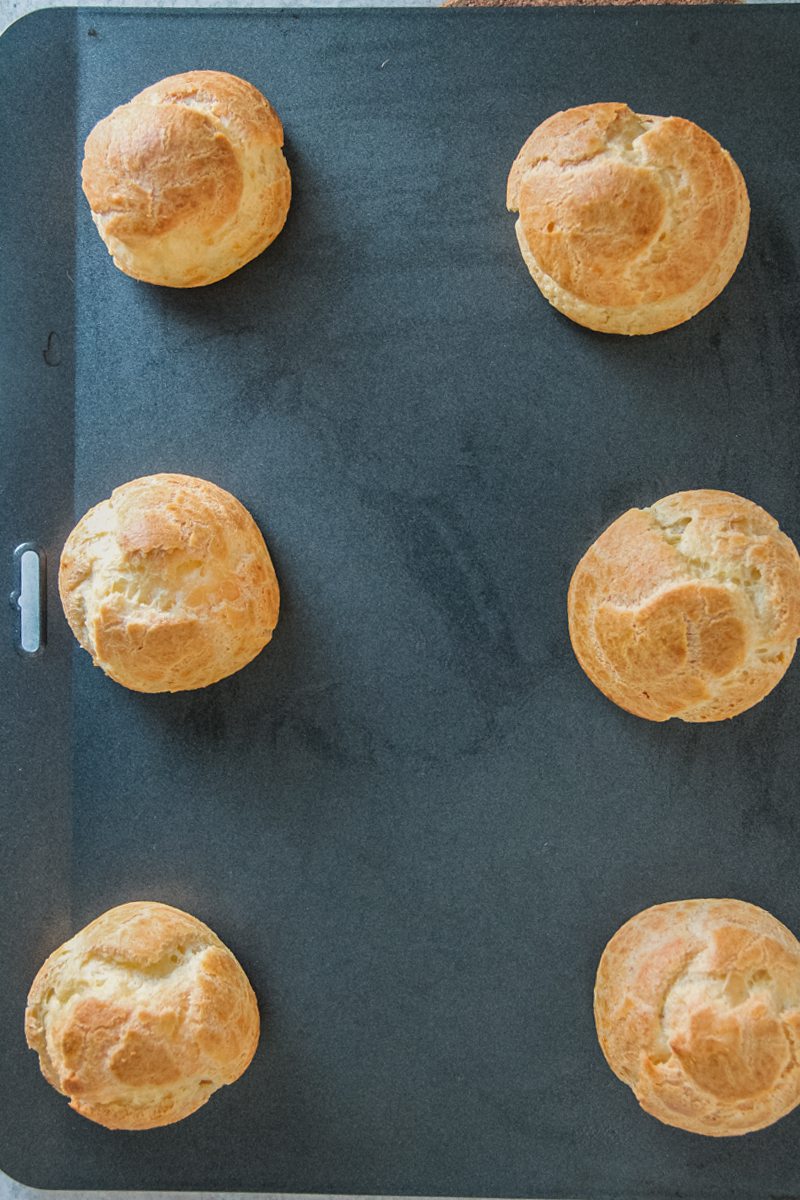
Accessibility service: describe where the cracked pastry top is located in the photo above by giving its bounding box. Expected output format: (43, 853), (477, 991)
(25, 901), (260, 1130)
(595, 899), (800, 1136)
(568, 489), (800, 722)
(81, 70), (291, 287)
(59, 473), (280, 693)
(506, 102), (749, 335)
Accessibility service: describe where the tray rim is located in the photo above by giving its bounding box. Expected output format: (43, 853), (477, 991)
(2, 0), (797, 47)
(2, 4), (800, 1198)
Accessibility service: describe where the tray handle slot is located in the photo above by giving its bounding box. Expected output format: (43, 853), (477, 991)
(10, 543), (46, 656)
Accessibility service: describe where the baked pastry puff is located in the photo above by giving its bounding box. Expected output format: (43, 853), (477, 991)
(595, 899), (800, 1135)
(568, 490), (800, 721)
(59, 473), (280, 693)
(82, 71), (291, 287)
(26, 901), (260, 1130)
(507, 103), (749, 334)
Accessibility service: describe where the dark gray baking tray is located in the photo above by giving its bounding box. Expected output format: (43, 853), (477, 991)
(2, 5), (800, 1196)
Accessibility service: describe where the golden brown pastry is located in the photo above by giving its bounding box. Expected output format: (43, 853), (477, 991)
(507, 103), (749, 334)
(59, 473), (280, 693)
(568, 490), (800, 721)
(82, 70), (291, 287)
(25, 901), (260, 1130)
(595, 899), (800, 1136)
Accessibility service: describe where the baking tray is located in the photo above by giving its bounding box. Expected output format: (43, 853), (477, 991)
(2, 5), (800, 1196)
